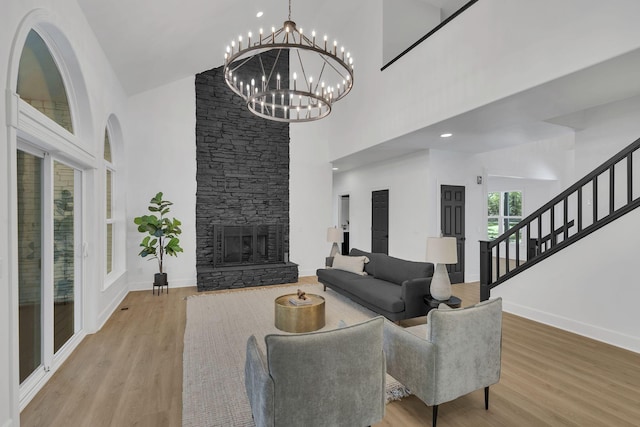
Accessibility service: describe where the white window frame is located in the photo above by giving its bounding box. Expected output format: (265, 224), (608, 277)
(488, 190), (523, 240)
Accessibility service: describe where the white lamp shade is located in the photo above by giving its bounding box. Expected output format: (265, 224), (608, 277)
(326, 227), (344, 243)
(426, 236), (458, 264)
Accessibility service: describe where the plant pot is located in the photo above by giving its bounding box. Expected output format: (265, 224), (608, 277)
(154, 273), (168, 286)
(153, 273), (168, 295)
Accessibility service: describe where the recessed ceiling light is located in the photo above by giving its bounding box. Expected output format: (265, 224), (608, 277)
(332, 167), (339, 171)
(440, 133), (453, 138)
(256, 11), (264, 18)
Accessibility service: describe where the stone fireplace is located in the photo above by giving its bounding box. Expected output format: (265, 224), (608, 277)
(213, 224), (284, 268)
(195, 57), (298, 291)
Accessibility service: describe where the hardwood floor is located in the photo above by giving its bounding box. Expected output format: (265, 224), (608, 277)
(22, 280), (640, 426)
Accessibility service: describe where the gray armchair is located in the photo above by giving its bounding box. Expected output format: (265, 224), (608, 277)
(383, 298), (502, 426)
(245, 316), (386, 427)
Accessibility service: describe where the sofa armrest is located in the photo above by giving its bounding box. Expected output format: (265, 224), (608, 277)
(245, 335), (274, 426)
(401, 277), (431, 317)
(383, 320), (436, 404)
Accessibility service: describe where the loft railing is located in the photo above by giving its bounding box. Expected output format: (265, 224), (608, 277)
(480, 136), (640, 301)
(380, 0), (479, 71)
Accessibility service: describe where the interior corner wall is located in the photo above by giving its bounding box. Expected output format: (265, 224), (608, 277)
(289, 122), (333, 277)
(332, 151), (431, 262)
(124, 76), (197, 291)
(426, 149), (486, 282)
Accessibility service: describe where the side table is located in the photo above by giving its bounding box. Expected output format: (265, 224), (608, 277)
(424, 294), (462, 309)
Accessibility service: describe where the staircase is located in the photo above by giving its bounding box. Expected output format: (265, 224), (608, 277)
(480, 136), (640, 301)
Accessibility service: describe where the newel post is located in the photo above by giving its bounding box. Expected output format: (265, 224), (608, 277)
(479, 240), (491, 301)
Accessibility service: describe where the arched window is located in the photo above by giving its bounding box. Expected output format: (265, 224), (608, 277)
(17, 30), (73, 133)
(104, 129), (114, 275)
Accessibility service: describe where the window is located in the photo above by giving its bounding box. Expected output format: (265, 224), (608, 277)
(17, 30), (73, 133)
(488, 191), (522, 240)
(104, 129), (114, 275)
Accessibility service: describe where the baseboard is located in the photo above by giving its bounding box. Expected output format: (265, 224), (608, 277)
(502, 300), (640, 353)
(96, 284), (129, 332)
(298, 268), (318, 278)
(128, 277), (196, 292)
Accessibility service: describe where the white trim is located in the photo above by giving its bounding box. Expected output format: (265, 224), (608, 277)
(96, 283), (128, 332)
(128, 277), (196, 292)
(19, 330), (86, 411)
(2, 419), (14, 427)
(502, 300), (640, 354)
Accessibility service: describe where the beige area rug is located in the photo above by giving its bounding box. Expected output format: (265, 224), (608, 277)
(182, 283), (410, 427)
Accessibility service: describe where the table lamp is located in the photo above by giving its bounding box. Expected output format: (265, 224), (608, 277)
(326, 226), (343, 258)
(426, 236), (458, 301)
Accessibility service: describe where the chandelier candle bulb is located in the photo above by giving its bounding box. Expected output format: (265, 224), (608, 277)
(223, 0), (354, 122)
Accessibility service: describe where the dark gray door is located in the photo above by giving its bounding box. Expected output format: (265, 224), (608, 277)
(371, 190), (389, 254)
(441, 185), (465, 283)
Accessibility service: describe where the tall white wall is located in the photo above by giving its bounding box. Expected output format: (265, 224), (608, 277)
(382, 0), (440, 64)
(323, 0), (640, 161)
(332, 151), (431, 262)
(124, 77), (197, 290)
(1, 0), (129, 424)
(289, 122), (334, 276)
(493, 206), (640, 353)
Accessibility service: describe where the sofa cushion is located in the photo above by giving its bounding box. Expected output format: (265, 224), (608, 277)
(332, 253), (369, 275)
(339, 277), (405, 314)
(374, 255), (433, 285)
(349, 248), (383, 276)
(316, 269), (405, 313)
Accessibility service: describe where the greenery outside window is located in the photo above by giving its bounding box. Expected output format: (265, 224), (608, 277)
(488, 191), (522, 241)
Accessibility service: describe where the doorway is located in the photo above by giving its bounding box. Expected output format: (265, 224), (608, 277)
(441, 185), (465, 283)
(339, 195), (350, 254)
(371, 190), (389, 254)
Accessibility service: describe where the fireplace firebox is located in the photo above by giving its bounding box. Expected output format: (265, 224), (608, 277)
(213, 224), (284, 268)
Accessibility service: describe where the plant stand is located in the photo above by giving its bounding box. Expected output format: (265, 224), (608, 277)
(153, 273), (169, 295)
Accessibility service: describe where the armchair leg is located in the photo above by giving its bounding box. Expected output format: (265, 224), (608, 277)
(432, 405), (439, 427)
(485, 386), (490, 410)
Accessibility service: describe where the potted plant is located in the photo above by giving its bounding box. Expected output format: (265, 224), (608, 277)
(134, 192), (183, 288)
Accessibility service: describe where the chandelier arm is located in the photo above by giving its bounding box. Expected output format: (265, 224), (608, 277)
(228, 55), (257, 75)
(295, 49), (310, 91)
(264, 48), (283, 88)
(315, 51), (352, 82)
(314, 62), (327, 94)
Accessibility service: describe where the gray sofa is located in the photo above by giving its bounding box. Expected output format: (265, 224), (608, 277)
(316, 248), (434, 321)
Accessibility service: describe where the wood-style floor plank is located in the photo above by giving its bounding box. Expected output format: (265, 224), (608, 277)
(21, 280), (640, 427)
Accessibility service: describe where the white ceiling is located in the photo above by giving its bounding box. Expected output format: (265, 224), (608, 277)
(76, 0), (640, 170)
(77, 0), (360, 95)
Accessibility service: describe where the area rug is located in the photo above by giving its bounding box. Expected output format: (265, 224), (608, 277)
(182, 283), (410, 427)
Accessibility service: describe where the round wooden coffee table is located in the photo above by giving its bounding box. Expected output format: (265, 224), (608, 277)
(274, 293), (325, 333)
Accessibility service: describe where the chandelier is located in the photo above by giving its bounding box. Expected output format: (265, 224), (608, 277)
(223, 0), (354, 123)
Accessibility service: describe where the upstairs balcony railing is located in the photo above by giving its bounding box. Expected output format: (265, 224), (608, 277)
(480, 136), (640, 300)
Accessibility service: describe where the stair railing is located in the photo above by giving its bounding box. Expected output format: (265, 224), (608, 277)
(480, 136), (640, 300)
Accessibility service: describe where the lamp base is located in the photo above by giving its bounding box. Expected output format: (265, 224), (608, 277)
(430, 263), (452, 301)
(329, 242), (341, 258)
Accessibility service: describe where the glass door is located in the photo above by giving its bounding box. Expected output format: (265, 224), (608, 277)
(17, 147), (83, 395)
(17, 150), (44, 384)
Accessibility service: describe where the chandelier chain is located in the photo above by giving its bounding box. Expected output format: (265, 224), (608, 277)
(288, 0), (292, 21)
